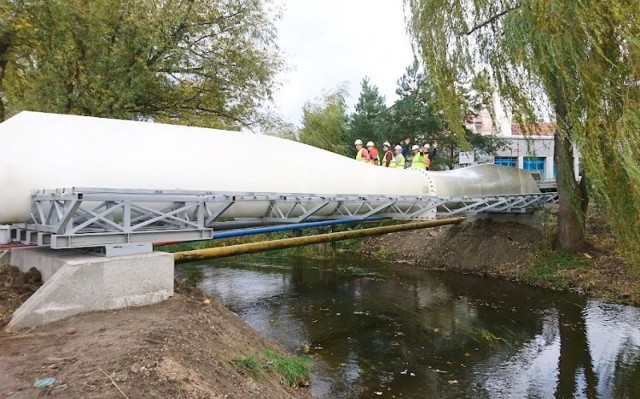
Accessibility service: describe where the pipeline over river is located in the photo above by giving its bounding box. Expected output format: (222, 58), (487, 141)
(0, 112), (540, 225)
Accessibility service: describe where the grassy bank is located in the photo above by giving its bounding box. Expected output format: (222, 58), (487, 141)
(364, 206), (640, 306)
(234, 351), (312, 387)
(489, 207), (640, 304)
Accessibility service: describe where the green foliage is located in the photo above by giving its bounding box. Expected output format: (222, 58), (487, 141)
(264, 350), (312, 387)
(386, 62), (442, 146)
(523, 250), (589, 289)
(376, 246), (393, 261)
(233, 354), (263, 377)
(406, 0), (640, 267)
(299, 87), (350, 155)
(370, 62), (503, 169)
(233, 351), (311, 387)
(298, 64), (500, 166)
(1, 0), (284, 129)
(346, 76), (388, 152)
(265, 120), (299, 141)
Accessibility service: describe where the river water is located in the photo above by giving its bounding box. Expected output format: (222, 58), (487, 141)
(178, 256), (640, 398)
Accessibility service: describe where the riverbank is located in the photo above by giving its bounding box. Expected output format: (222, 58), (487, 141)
(364, 206), (640, 306)
(1, 206), (636, 397)
(0, 272), (311, 399)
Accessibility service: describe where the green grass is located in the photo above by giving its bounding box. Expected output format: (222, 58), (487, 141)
(233, 351), (312, 387)
(233, 353), (263, 377)
(376, 246), (393, 260)
(264, 350), (312, 387)
(522, 249), (589, 289)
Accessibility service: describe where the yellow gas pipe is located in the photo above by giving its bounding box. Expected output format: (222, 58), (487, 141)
(173, 217), (465, 263)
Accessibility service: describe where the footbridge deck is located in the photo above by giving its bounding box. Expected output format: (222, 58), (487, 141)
(9, 187), (557, 254)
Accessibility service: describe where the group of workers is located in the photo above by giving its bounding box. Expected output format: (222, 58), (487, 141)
(354, 138), (437, 170)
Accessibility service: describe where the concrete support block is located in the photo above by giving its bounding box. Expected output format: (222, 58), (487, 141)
(7, 249), (173, 330)
(0, 250), (9, 266)
(0, 225), (10, 244)
(10, 247), (73, 281)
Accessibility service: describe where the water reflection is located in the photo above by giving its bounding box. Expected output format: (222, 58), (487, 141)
(177, 257), (640, 398)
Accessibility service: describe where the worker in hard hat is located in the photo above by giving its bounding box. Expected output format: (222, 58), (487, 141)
(428, 141), (438, 169)
(366, 141), (380, 166)
(354, 139), (370, 162)
(381, 141), (393, 167)
(423, 144), (432, 170)
(392, 145), (405, 169)
(411, 144), (426, 170)
(424, 142), (438, 170)
(401, 137), (411, 159)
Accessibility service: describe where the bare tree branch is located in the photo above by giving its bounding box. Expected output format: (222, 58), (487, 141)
(466, 4), (521, 35)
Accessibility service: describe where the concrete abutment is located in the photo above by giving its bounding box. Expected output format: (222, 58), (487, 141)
(6, 248), (174, 330)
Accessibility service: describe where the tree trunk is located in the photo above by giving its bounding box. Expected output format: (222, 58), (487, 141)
(550, 73), (589, 253)
(554, 132), (588, 252)
(0, 27), (11, 122)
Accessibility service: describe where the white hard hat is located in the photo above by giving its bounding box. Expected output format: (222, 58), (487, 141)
(366, 141), (374, 147)
(354, 139), (363, 145)
(424, 144), (430, 148)
(394, 145), (402, 150)
(383, 141), (391, 147)
(411, 144), (419, 151)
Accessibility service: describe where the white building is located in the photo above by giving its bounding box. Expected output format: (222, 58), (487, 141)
(467, 107), (580, 181)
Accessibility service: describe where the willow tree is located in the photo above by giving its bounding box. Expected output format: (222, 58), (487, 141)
(299, 88), (350, 156)
(406, 0), (640, 266)
(0, 0), (284, 129)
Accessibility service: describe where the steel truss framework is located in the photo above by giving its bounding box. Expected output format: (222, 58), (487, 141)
(13, 187), (558, 251)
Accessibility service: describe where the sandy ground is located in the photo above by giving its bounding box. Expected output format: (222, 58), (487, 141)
(0, 279), (311, 399)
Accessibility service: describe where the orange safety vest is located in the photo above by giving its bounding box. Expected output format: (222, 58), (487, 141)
(368, 148), (380, 165)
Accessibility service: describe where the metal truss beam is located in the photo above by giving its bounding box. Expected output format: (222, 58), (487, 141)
(16, 187), (558, 251)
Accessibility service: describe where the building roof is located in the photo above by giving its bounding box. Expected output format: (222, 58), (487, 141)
(511, 122), (556, 136)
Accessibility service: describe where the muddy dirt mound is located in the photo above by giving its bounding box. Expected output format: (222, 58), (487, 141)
(365, 218), (543, 271)
(0, 265), (42, 327)
(1, 291), (311, 399)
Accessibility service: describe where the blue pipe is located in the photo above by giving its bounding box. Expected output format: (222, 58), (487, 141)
(211, 217), (387, 239)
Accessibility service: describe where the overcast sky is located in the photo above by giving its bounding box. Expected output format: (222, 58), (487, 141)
(272, 1), (415, 126)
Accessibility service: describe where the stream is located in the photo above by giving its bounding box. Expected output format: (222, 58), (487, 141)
(177, 255), (640, 398)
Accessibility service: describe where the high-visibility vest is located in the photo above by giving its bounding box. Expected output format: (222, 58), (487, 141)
(382, 150), (393, 167)
(392, 154), (405, 169)
(412, 153), (426, 169)
(356, 148), (368, 162)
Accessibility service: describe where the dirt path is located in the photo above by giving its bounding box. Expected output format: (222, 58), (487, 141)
(0, 286), (311, 399)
